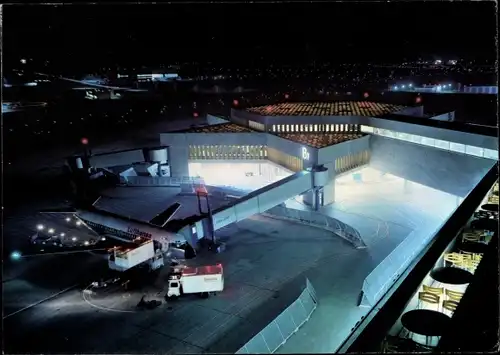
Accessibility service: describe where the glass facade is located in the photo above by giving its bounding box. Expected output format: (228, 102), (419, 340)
(360, 125), (498, 160)
(271, 123), (360, 134)
(335, 150), (370, 174)
(249, 120), (265, 131)
(189, 145), (267, 160)
(267, 147), (304, 172)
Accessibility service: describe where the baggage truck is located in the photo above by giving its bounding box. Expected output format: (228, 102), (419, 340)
(166, 264), (224, 299)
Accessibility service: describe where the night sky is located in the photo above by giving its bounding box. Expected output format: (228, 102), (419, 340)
(4, 2), (497, 69)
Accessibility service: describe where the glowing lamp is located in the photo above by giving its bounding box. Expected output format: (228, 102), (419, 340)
(193, 112), (199, 118)
(363, 92), (369, 98)
(81, 137), (89, 145)
(11, 251), (22, 260)
(284, 93), (290, 99)
(233, 99), (239, 106)
(415, 96), (422, 104)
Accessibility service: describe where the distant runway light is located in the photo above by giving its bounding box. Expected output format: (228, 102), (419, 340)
(84, 241), (90, 246)
(65, 217), (71, 222)
(72, 237), (77, 241)
(76, 221), (82, 226)
(48, 228), (55, 234)
(60, 233), (65, 237)
(37, 224), (44, 230)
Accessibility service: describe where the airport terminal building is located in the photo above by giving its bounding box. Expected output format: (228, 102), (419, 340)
(68, 100), (497, 354)
(160, 101), (497, 213)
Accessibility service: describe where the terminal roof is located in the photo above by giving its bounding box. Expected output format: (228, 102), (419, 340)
(276, 132), (366, 148)
(180, 123), (256, 133)
(245, 101), (407, 117)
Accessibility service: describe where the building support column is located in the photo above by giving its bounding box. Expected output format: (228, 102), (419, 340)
(168, 145), (189, 177)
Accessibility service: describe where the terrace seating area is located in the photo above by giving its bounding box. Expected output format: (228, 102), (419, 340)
(246, 101), (407, 117)
(381, 182), (498, 353)
(276, 132), (364, 148)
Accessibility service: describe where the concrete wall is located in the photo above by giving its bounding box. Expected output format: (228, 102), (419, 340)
(167, 145), (189, 177)
(369, 135), (495, 197)
(89, 149), (145, 169)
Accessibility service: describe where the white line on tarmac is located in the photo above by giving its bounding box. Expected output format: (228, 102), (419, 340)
(3, 284), (78, 320)
(81, 284), (136, 313)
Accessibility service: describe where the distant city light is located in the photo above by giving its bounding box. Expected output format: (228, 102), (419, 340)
(402, 85), (406, 89)
(37, 224), (44, 230)
(11, 251), (22, 260)
(409, 83), (413, 87)
(394, 86), (399, 90)
(101, 237), (106, 241)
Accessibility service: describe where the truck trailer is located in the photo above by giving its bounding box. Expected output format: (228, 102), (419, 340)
(166, 264), (224, 299)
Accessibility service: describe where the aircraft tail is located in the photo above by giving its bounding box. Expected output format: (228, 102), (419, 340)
(149, 202), (182, 228)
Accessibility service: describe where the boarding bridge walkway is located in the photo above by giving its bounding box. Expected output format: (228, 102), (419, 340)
(184, 170), (366, 249)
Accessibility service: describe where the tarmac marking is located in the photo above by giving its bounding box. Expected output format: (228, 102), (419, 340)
(81, 284), (137, 313)
(3, 284), (78, 319)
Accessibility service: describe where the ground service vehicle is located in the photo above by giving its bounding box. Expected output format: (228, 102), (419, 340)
(166, 264), (224, 299)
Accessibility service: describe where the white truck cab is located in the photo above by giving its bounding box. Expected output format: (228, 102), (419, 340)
(166, 264), (224, 299)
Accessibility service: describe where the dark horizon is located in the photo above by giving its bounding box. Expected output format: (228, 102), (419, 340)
(3, 2), (497, 70)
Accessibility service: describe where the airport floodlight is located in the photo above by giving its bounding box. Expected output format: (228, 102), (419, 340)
(11, 251), (22, 260)
(101, 237), (106, 241)
(60, 233), (65, 237)
(84, 241), (90, 246)
(37, 224), (44, 230)
(20, 59), (27, 64)
(402, 85), (406, 89)
(72, 236), (78, 241)
(48, 228), (55, 234)
(409, 83), (413, 87)
(65, 217), (71, 222)
(394, 86), (398, 90)
(76, 221), (82, 226)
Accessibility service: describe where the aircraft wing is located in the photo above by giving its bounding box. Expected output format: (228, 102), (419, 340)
(149, 202), (182, 228)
